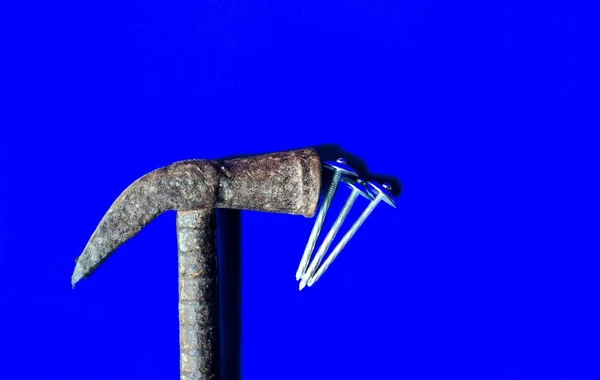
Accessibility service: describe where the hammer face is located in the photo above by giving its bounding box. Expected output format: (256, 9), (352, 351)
(214, 148), (322, 217)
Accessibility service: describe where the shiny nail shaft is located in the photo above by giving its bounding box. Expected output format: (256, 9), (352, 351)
(295, 170), (342, 280)
(300, 189), (360, 288)
(308, 192), (382, 286)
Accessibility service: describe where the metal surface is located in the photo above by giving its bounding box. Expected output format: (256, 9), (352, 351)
(307, 182), (395, 287)
(71, 148), (322, 379)
(295, 158), (357, 281)
(299, 177), (372, 290)
(72, 149), (321, 286)
(177, 210), (219, 380)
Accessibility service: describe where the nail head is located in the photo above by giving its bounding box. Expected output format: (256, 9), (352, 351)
(341, 176), (373, 200)
(322, 159), (358, 177)
(366, 181), (396, 208)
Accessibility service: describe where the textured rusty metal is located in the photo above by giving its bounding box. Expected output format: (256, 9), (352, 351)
(177, 210), (219, 380)
(71, 148), (321, 286)
(70, 147), (322, 380)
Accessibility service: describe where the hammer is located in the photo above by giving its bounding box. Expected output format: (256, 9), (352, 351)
(71, 148), (322, 380)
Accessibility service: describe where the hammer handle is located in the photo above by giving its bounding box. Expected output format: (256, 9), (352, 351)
(177, 210), (220, 380)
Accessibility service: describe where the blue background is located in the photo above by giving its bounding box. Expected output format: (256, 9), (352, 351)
(0, 0), (596, 379)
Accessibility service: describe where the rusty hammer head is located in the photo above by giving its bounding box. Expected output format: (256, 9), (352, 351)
(71, 148), (322, 287)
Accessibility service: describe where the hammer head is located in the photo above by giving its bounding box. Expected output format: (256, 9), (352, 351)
(72, 148), (322, 287)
